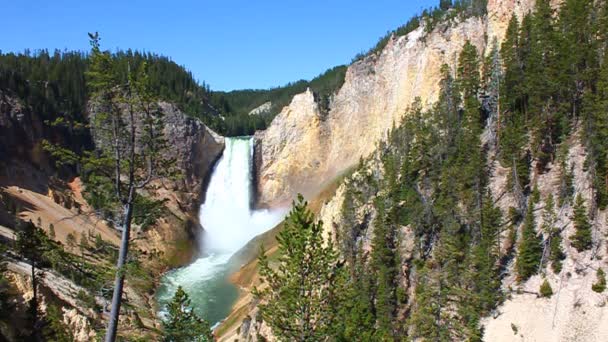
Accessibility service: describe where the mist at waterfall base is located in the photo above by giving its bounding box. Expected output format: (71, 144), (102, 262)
(156, 137), (286, 326)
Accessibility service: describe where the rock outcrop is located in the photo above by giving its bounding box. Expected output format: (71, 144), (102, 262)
(1, 91), (224, 339)
(0, 90), (51, 167)
(158, 102), (224, 213)
(254, 0), (534, 208)
(249, 101), (272, 116)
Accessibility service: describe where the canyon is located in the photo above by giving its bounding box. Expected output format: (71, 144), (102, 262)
(2, 0), (607, 341)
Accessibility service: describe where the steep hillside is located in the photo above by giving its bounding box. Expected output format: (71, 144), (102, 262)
(223, 0), (608, 341)
(0, 89), (224, 340)
(254, 0), (533, 207)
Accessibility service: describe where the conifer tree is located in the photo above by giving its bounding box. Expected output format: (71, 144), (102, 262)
(369, 197), (399, 340)
(162, 286), (214, 342)
(43, 305), (74, 342)
(586, 52), (608, 209)
(254, 194), (344, 341)
(543, 195), (565, 273)
(570, 194), (593, 252)
(501, 15), (522, 116)
(15, 220), (49, 337)
(48, 223), (56, 240)
(470, 190), (502, 312)
(516, 198), (543, 281)
(79, 33), (177, 342)
(539, 279), (553, 297)
(335, 256), (375, 341)
(592, 268), (606, 293)
(409, 262), (449, 341)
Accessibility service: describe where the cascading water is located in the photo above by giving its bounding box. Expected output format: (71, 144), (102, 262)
(156, 137), (286, 326)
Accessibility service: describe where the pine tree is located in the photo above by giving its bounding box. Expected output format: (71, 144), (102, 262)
(79, 233), (89, 254)
(586, 52), (608, 209)
(81, 33), (177, 342)
(336, 257), (375, 341)
(539, 279), (553, 297)
(543, 194), (565, 273)
(66, 233), (76, 252)
(516, 199), (543, 281)
(43, 305), (74, 342)
(15, 220), (49, 338)
(592, 268), (606, 293)
(253, 194), (344, 341)
(570, 194), (593, 252)
(162, 286), (214, 342)
(409, 262), (448, 341)
(48, 223), (56, 240)
(470, 190), (503, 313)
(501, 15), (523, 117)
(369, 197), (399, 340)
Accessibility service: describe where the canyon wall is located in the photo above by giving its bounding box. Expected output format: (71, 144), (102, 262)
(1, 92), (224, 338)
(254, 0), (534, 208)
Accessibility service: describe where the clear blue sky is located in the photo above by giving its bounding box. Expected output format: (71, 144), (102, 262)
(1, 0), (437, 91)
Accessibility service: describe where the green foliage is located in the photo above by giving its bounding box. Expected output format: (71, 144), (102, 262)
(336, 38), (500, 341)
(585, 50), (608, 209)
(539, 279), (553, 298)
(66, 233), (76, 251)
(543, 195), (565, 274)
(592, 268), (606, 293)
(76, 290), (100, 311)
(353, 0), (487, 63)
(132, 196), (167, 231)
(0, 46), (231, 134)
(368, 197), (399, 339)
(570, 194), (593, 252)
(516, 199), (543, 281)
(253, 194), (344, 341)
(162, 286), (213, 342)
(43, 304), (74, 342)
(210, 65), (347, 135)
(557, 144), (575, 206)
(48, 223), (56, 240)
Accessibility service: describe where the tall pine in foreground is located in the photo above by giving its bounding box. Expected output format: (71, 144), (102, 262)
(254, 194), (344, 341)
(162, 286), (214, 342)
(72, 33), (177, 342)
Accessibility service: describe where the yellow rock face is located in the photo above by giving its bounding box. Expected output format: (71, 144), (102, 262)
(255, 0), (535, 207)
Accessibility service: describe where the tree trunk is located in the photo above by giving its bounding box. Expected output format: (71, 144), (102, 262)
(105, 202), (133, 342)
(31, 262), (37, 322)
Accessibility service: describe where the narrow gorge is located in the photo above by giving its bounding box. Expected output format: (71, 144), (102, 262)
(2, 0), (608, 341)
(157, 137), (286, 327)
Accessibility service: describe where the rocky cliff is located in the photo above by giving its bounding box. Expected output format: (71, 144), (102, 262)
(254, 0), (534, 208)
(0, 92), (224, 339)
(157, 102), (224, 213)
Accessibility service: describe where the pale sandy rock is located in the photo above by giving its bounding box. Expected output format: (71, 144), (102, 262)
(63, 308), (97, 342)
(255, 0), (536, 207)
(486, 0), (535, 48)
(249, 101), (272, 116)
(483, 131), (608, 342)
(7, 259), (105, 318)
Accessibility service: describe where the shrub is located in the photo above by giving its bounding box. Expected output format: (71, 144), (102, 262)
(539, 279), (553, 298)
(592, 268), (606, 293)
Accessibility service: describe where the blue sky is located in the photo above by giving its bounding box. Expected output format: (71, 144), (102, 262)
(1, 0), (437, 91)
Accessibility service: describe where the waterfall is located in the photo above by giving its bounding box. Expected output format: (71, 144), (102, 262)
(157, 137), (286, 326)
(200, 137), (268, 253)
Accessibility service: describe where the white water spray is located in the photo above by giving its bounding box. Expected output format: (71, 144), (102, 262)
(200, 137), (284, 253)
(157, 137), (286, 325)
